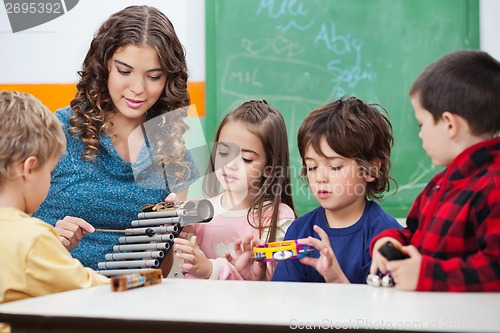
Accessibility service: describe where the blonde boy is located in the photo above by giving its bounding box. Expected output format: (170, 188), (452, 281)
(0, 91), (108, 331)
(370, 50), (500, 291)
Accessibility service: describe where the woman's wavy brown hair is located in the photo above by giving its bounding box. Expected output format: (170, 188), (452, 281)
(69, 5), (190, 180)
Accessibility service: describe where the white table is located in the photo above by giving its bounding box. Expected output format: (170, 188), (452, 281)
(0, 279), (499, 332)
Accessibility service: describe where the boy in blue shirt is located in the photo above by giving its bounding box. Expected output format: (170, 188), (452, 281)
(272, 96), (402, 283)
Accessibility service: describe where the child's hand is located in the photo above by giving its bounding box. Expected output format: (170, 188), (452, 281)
(369, 237), (402, 275)
(177, 224), (194, 239)
(173, 235), (212, 279)
(225, 235), (267, 281)
(297, 225), (349, 283)
(55, 216), (94, 251)
(385, 245), (421, 291)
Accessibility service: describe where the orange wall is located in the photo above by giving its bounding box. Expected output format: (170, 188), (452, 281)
(0, 82), (205, 117)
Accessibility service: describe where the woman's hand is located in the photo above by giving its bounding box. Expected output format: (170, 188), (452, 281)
(55, 216), (94, 251)
(164, 192), (178, 202)
(164, 188), (188, 202)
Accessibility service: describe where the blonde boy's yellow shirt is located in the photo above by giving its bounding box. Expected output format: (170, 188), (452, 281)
(0, 207), (109, 333)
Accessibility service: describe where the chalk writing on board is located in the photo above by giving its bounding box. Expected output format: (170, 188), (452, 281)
(223, 0), (375, 106)
(221, 36), (376, 105)
(211, 0), (477, 216)
(256, 0), (309, 20)
(256, 0), (315, 33)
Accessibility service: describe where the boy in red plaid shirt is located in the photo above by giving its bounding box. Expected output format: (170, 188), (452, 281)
(370, 50), (500, 291)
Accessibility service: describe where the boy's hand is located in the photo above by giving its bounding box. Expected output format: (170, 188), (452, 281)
(369, 237), (403, 275)
(173, 235), (212, 279)
(297, 225), (349, 284)
(225, 235), (267, 281)
(385, 245), (421, 291)
(55, 216), (94, 251)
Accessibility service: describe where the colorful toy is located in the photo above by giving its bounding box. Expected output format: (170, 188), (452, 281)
(111, 269), (163, 292)
(253, 240), (314, 262)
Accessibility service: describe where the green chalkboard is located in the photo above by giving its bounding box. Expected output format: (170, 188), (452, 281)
(206, 0), (479, 217)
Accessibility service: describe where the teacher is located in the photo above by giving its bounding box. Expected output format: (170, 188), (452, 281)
(33, 5), (199, 275)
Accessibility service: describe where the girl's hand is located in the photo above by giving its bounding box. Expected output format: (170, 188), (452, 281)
(55, 216), (94, 251)
(297, 225), (349, 284)
(369, 237), (404, 275)
(177, 225), (194, 239)
(385, 245), (421, 291)
(173, 235), (212, 279)
(225, 235), (267, 281)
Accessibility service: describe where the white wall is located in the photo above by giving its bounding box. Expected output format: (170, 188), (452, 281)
(0, 0), (205, 84)
(480, 0), (500, 61)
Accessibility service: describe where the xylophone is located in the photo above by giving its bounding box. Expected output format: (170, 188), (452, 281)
(97, 199), (214, 277)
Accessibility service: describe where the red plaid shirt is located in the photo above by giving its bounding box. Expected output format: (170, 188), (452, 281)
(372, 137), (500, 291)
